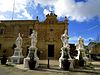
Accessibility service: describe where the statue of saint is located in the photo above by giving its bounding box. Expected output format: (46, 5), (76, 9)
(75, 36), (85, 60)
(30, 30), (37, 47)
(15, 33), (22, 48)
(61, 30), (69, 47)
(77, 36), (84, 49)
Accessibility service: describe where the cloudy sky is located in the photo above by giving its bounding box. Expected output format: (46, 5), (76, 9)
(0, 0), (100, 45)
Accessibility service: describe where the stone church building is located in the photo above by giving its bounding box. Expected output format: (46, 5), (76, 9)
(0, 12), (68, 59)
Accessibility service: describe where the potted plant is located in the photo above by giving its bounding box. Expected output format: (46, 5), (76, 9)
(1, 55), (7, 65)
(1, 49), (7, 65)
(79, 52), (85, 67)
(62, 48), (70, 70)
(28, 49), (36, 70)
(62, 58), (70, 70)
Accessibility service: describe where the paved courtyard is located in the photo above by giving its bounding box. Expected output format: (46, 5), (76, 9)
(0, 60), (100, 75)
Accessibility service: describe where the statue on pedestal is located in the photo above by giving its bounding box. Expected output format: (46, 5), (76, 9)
(15, 33), (22, 48)
(30, 30), (37, 48)
(61, 30), (69, 48)
(59, 30), (73, 70)
(11, 33), (24, 64)
(76, 36), (89, 66)
(76, 36), (85, 59)
(24, 30), (39, 69)
(77, 36), (84, 50)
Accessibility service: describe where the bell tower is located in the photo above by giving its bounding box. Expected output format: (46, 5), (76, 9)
(45, 11), (58, 24)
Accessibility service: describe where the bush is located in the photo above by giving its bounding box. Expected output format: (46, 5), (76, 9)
(28, 48), (36, 70)
(1, 55), (7, 65)
(62, 59), (70, 70)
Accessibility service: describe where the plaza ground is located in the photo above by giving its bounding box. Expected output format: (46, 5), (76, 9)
(0, 60), (100, 75)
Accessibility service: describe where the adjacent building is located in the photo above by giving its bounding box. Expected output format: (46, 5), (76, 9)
(88, 42), (100, 60)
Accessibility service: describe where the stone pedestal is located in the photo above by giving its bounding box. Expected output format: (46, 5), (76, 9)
(76, 37), (89, 67)
(24, 46), (39, 68)
(11, 48), (24, 64)
(24, 30), (39, 69)
(59, 46), (71, 69)
(80, 49), (89, 66)
(33, 47), (39, 68)
(24, 57), (30, 68)
(68, 58), (74, 70)
(59, 47), (65, 69)
(59, 57), (65, 69)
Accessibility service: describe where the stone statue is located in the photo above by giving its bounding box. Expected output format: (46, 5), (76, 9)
(15, 33), (22, 48)
(75, 36), (89, 66)
(24, 30), (39, 68)
(75, 36), (84, 60)
(78, 36), (84, 49)
(61, 30), (69, 47)
(30, 30), (37, 47)
(11, 33), (24, 64)
(59, 30), (73, 69)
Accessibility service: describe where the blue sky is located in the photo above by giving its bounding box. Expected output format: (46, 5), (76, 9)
(0, 0), (100, 45)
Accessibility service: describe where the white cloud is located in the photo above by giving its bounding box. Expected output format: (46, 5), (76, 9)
(17, 14), (23, 19)
(1, 0), (100, 21)
(33, 0), (100, 22)
(0, 0), (32, 20)
(0, 0), (13, 12)
(54, 0), (76, 17)
(22, 9), (32, 19)
(69, 36), (94, 45)
(0, 15), (6, 20)
(33, 0), (57, 7)
(69, 36), (79, 45)
(43, 9), (51, 15)
(84, 37), (95, 45)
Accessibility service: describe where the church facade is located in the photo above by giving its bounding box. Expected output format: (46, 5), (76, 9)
(0, 13), (68, 59)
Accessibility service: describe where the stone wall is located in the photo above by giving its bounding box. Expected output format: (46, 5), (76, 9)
(0, 13), (68, 59)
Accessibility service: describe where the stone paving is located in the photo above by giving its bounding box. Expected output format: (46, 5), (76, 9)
(0, 65), (99, 75)
(14, 60), (100, 74)
(0, 60), (100, 74)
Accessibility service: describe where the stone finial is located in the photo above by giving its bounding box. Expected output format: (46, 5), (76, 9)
(36, 16), (38, 20)
(65, 16), (68, 20)
(50, 11), (53, 15)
